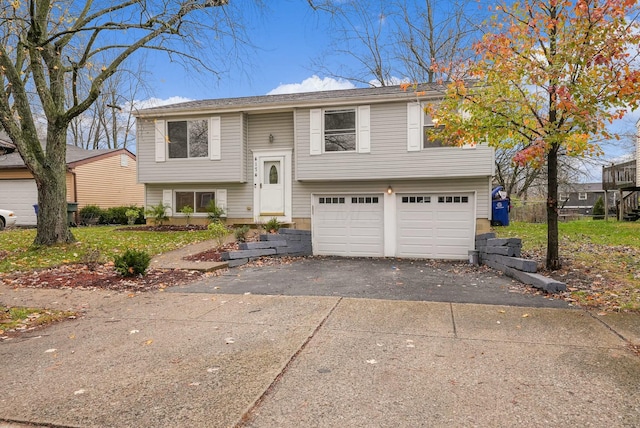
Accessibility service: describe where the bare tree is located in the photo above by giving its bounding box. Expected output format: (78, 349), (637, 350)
(308, 0), (484, 86)
(0, 0), (247, 245)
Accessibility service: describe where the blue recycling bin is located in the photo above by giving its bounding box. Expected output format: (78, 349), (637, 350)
(491, 186), (510, 226)
(492, 199), (510, 226)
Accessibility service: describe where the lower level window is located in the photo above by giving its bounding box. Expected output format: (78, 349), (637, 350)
(176, 191), (215, 213)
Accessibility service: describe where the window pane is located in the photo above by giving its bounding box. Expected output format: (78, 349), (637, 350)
(196, 192), (215, 213)
(423, 125), (445, 148)
(325, 109), (356, 152)
(168, 121), (188, 158)
(189, 120), (208, 158)
(175, 192), (194, 212)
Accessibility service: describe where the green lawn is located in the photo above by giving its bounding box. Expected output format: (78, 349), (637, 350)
(0, 226), (213, 273)
(495, 219), (640, 311)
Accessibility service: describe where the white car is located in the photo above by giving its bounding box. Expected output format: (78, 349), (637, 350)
(0, 208), (17, 229)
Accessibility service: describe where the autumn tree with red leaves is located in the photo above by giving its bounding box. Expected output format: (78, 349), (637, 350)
(429, 0), (640, 270)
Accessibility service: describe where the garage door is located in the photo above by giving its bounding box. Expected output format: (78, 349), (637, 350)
(313, 195), (384, 257)
(396, 193), (474, 260)
(0, 179), (38, 226)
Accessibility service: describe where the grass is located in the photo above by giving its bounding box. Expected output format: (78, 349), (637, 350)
(0, 225), (213, 273)
(0, 305), (76, 334)
(495, 219), (640, 311)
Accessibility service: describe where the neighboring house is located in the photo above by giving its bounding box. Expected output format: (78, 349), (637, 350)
(0, 134), (144, 226)
(135, 84), (495, 260)
(558, 183), (611, 216)
(602, 130), (640, 220)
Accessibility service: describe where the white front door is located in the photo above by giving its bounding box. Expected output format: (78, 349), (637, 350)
(260, 157), (285, 215)
(253, 150), (292, 222)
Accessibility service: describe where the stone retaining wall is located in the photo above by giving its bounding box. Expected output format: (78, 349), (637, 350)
(475, 233), (566, 293)
(221, 229), (312, 268)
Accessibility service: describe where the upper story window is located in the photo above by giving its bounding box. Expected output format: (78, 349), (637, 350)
(167, 119), (208, 159)
(324, 109), (356, 152)
(423, 121), (445, 149)
(578, 192), (587, 200)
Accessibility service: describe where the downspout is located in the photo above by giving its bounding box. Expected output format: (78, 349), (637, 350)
(70, 167), (78, 224)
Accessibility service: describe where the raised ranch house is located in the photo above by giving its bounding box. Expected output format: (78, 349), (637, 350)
(0, 132), (143, 226)
(135, 85), (495, 260)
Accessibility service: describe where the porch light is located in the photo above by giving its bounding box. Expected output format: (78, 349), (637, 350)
(269, 133), (274, 143)
(387, 185), (393, 195)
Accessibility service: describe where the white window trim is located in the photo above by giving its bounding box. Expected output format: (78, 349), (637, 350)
(165, 189), (227, 217)
(310, 106), (370, 155)
(155, 117), (221, 162)
(407, 102), (476, 151)
(578, 192), (588, 201)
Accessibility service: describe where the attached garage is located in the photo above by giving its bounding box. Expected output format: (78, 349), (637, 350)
(0, 179), (38, 226)
(312, 191), (476, 260)
(312, 194), (384, 257)
(396, 193), (474, 260)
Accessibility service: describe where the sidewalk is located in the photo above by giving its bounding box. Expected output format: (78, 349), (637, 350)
(1, 282), (639, 427)
(150, 239), (228, 271)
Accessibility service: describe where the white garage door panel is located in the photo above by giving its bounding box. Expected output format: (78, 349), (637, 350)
(397, 193), (474, 260)
(313, 195), (384, 257)
(0, 180), (38, 226)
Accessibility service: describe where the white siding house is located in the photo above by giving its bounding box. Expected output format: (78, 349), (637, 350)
(135, 85), (495, 260)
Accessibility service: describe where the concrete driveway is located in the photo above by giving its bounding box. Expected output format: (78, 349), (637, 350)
(1, 257), (639, 427)
(172, 256), (570, 308)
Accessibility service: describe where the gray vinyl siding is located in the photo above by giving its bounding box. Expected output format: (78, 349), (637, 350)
(137, 113), (245, 184)
(146, 183), (251, 218)
(295, 102), (494, 181)
(292, 177), (491, 219)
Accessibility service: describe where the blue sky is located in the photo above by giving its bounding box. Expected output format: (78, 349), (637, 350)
(131, 0), (636, 172)
(143, 1), (358, 102)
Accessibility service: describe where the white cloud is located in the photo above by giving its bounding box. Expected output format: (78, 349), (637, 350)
(267, 75), (356, 95)
(368, 76), (409, 87)
(129, 96), (193, 111)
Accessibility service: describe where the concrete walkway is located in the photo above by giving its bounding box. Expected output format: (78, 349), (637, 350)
(1, 283), (639, 427)
(150, 239), (228, 272)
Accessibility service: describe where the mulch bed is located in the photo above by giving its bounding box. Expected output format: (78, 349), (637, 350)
(0, 264), (208, 292)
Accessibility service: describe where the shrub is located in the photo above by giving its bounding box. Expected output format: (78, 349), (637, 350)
(78, 205), (104, 225)
(234, 225), (251, 242)
(264, 217), (281, 233)
(113, 249), (151, 277)
(208, 222), (230, 246)
(180, 205), (194, 225)
(206, 200), (225, 224)
(125, 209), (139, 225)
(145, 202), (170, 226)
(82, 249), (102, 271)
(593, 196), (605, 218)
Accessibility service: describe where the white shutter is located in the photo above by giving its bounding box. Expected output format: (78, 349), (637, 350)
(155, 120), (166, 162)
(407, 103), (421, 152)
(216, 189), (227, 217)
(209, 116), (221, 160)
(310, 108), (322, 155)
(162, 189), (173, 216)
(357, 105), (371, 153)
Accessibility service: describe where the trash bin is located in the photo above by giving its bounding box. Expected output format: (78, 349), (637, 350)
(491, 186), (510, 226)
(67, 202), (78, 226)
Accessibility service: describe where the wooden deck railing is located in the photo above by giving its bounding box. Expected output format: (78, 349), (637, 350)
(602, 160), (636, 190)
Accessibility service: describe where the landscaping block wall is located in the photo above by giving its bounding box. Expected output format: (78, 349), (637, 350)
(475, 233), (566, 293)
(221, 229), (312, 268)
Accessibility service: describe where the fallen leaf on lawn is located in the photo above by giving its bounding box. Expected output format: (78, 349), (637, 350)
(144, 339), (153, 345)
(498, 310), (506, 314)
(68, 334), (76, 339)
(366, 359), (377, 364)
(128, 293), (136, 298)
(521, 313), (530, 318)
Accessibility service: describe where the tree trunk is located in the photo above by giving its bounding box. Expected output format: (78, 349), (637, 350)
(546, 145), (560, 270)
(32, 127), (75, 246)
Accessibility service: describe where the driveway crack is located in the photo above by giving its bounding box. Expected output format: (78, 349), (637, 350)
(236, 297), (343, 427)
